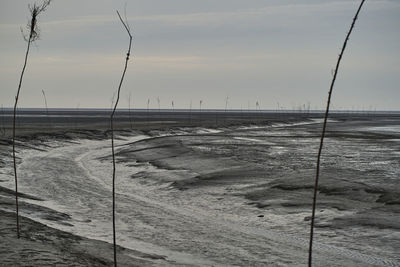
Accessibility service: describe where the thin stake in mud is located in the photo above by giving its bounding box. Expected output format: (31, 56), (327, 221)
(111, 10), (132, 267)
(308, 1), (366, 266)
(13, 0), (51, 239)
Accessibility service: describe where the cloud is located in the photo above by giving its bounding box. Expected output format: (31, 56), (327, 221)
(34, 0), (399, 28)
(0, 1), (386, 30)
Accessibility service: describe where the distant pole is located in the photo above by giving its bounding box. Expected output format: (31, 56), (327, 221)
(41, 89), (50, 125)
(1, 104), (5, 136)
(189, 100), (192, 124)
(75, 103), (80, 129)
(199, 100), (203, 124)
(256, 101), (260, 122)
(277, 102), (280, 120)
(225, 96), (229, 124)
(147, 98), (150, 126)
(308, 1), (366, 266)
(247, 101), (250, 121)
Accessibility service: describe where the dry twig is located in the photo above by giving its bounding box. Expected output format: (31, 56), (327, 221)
(110, 10), (133, 267)
(308, 1), (366, 266)
(13, 0), (51, 239)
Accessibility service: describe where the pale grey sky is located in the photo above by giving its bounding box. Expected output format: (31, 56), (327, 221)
(0, 0), (399, 110)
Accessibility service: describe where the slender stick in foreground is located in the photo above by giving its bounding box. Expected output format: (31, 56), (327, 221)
(308, 1), (365, 266)
(111, 10), (133, 267)
(13, 0), (51, 239)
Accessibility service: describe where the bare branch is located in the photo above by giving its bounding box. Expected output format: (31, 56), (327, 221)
(13, 0), (51, 239)
(116, 10), (132, 39)
(123, 3), (131, 33)
(24, 0), (51, 42)
(111, 9), (133, 267)
(308, 1), (366, 266)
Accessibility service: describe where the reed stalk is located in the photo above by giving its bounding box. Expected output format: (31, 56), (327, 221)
(199, 100), (203, 124)
(13, 0), (51, 239)
(111, 10), (132, 267)
(75, 103), (80, 129)
(147, 98), (150, 126)
(225, 96), (229, 124)
(1, 104), (5, 136)
(308, 1), (366, 266)
(41, 89), (50, 125)
(189, 100), (192, 124)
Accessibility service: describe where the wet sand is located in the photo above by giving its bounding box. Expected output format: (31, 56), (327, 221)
(0, 210), (166, 266)
(0, 111), (399, 266)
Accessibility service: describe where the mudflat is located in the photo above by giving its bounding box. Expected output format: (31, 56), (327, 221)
(0, 110), (399, 266)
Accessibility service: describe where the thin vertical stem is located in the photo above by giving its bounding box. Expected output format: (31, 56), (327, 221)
(308, 1), (365, 266)
(13, 38), (32, 238)
(75, 103), (80, 129)
(147, 99), (150, 126)
(42, 89), (50, 125)
(189, 100), (192, 124)
(111, 10), (132, 267)
(1, 104), (5, 136)
(225, 96), (228, 124)
(13, 0), (51, 239)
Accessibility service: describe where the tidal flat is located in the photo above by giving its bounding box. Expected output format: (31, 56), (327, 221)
(0, 110), (399, 266)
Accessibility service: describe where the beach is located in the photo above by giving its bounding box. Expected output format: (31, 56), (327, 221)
(0, 110), (399, 266)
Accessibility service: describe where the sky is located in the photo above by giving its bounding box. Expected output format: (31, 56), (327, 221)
(0, 0), (399, 110)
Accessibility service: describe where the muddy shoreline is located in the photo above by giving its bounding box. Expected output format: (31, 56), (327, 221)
(0, 185), (172, 266)
(1, 113), (399, 266)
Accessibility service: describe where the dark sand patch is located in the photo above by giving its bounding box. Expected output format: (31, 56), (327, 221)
(0, 210), (166, 266)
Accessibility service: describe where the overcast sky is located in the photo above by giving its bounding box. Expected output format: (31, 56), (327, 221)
(0, 0), (399, 110)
